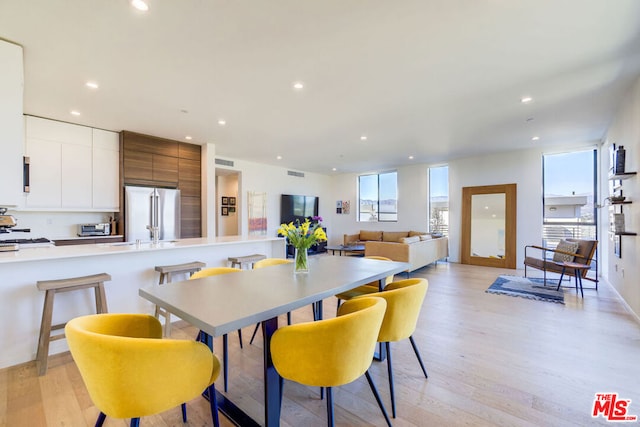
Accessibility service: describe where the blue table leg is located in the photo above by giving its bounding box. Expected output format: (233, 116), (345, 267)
(198, 331), (260, 427)
(262, 317), (281, 427)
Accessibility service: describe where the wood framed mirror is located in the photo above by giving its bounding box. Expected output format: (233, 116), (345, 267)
(461, 183), (517, 269)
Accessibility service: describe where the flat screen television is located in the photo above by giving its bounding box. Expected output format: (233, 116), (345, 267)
(280, 194), (319, 225)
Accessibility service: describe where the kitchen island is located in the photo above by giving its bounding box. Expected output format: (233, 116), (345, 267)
(0, 236), (286, 369)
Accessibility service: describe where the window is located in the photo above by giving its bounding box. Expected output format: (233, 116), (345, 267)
(428, 166), (449, 235)
(358, 171), (397, 222)
(542, 149), (597, 248)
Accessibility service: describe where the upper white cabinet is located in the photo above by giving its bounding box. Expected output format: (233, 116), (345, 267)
(92, 129), (120, 210)
(0, 41), (24, 207)
(24, 116), (120, 211)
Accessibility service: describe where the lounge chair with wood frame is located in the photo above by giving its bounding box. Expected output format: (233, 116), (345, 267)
(524, 238), (598, 289)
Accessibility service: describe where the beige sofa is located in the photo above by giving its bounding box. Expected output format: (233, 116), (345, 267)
(343, 230), (449, 273)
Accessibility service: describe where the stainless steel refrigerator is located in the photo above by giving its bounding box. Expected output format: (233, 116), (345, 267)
(124, 186), (181, 242)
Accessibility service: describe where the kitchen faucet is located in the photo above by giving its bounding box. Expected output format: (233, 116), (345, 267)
(147, 225), (159, 244)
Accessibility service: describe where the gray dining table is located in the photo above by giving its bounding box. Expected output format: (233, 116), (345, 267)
(139, 255), (409, 426)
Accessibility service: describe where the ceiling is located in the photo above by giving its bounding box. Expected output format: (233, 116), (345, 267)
(2, 1), (640, 175)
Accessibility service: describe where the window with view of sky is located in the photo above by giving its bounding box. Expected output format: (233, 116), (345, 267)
(542, 149), (597, 246)
(358, 171), (397, 222)
(429, 166), (449, 235)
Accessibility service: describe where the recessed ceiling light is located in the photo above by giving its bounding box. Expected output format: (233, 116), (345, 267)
(360, 135), (367, 141)
(70, 110), (81, 116)
(218, 119), (226, 126)
(532, 136), (540, 141)
(521, 96), (533, 104)
(332, 167), (337, 171)
(408, 155), (414, 160)
(276, 155), (282, 160)
(85, 81), (99, 89)
(131, 0), (149, 11)
(484, 206), (489, 210)
(185, 136), (192, 140)
(293, 82), (304, 90)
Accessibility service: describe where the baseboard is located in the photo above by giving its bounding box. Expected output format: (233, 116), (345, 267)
(600, 275), (640, 325)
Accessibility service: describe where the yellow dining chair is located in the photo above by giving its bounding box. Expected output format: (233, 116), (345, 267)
(335, 256), (395, 310)
(355, 278), (429, 418)
(189, 266), (242, 392)
(65, 313), (221, 427)
(271, 296), (392, 427)
(248, 258), (294, 344)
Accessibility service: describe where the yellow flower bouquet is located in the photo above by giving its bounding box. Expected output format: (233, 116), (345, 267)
(278, 218), (327, 273)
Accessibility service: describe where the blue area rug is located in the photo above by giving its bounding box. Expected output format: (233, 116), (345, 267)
(486, 275), (565, 304)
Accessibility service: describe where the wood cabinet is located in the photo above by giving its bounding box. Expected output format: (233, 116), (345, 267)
(121, 131), (181, 187)
(24, 117), (119, 211)
(121, 131), (202, 238)
(53, 236), (124, 246)
(0, 41), (24, 207)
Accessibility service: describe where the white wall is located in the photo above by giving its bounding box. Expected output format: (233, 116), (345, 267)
(602, 75), (640, 317)
(329, 145), (604, 270)
(3, 209), (115, 240)
(209, 156), (333, 238)
(448, 149), (543, 265)
(329, 164), (430, 245)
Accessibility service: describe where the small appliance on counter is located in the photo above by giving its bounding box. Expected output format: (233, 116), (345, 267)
(0, 207), (52, 251)
(78, 223), (111, 237)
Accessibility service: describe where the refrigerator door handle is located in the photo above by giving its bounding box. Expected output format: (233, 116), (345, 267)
(148, 190), (159, 239)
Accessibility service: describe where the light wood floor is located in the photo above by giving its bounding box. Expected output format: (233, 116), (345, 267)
(2, 261), (639, 426)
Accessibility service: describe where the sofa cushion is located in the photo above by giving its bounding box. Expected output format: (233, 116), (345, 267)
(399, 236), (420, 244)
(409, 230), (428, 237)
(553, 239), (579, 263)
(419, 234), (432, 241)
(382, 231), (409, 242)
(359, 230), (382, 241)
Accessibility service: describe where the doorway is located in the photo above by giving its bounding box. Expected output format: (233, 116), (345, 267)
(461, 183), (517, 268)
(216, 169), (241, 236)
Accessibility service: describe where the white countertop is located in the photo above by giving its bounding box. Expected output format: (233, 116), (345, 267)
(0, 235), (284, 264)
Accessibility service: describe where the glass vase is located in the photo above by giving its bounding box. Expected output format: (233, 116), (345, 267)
(294, 247), (309, 274)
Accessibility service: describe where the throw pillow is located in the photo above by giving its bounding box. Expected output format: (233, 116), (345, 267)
(552, 240), (579, 263)
(399, 236), (420, 244)
(409, 230), (428, 237)
(419, 234), (432, 241)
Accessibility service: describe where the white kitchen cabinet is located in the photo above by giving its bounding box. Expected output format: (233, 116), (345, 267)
(0, 41), (24, 207)
(24, 116), (118, 211)
(24, 138), (62, 208)
(92, 129), (120, 210)
(61, 142), (93, 208)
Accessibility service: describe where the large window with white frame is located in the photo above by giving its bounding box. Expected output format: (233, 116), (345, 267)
(428, 165), (449, 235)
(542, 149), (597, 248)
(358, 171), (397, 222)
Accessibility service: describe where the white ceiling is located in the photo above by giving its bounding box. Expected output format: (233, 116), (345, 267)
(2, 1), (640, 174)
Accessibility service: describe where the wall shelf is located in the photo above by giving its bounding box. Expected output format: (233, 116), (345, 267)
(614, 231), (638, 236)
(608, 172), (637, 180)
